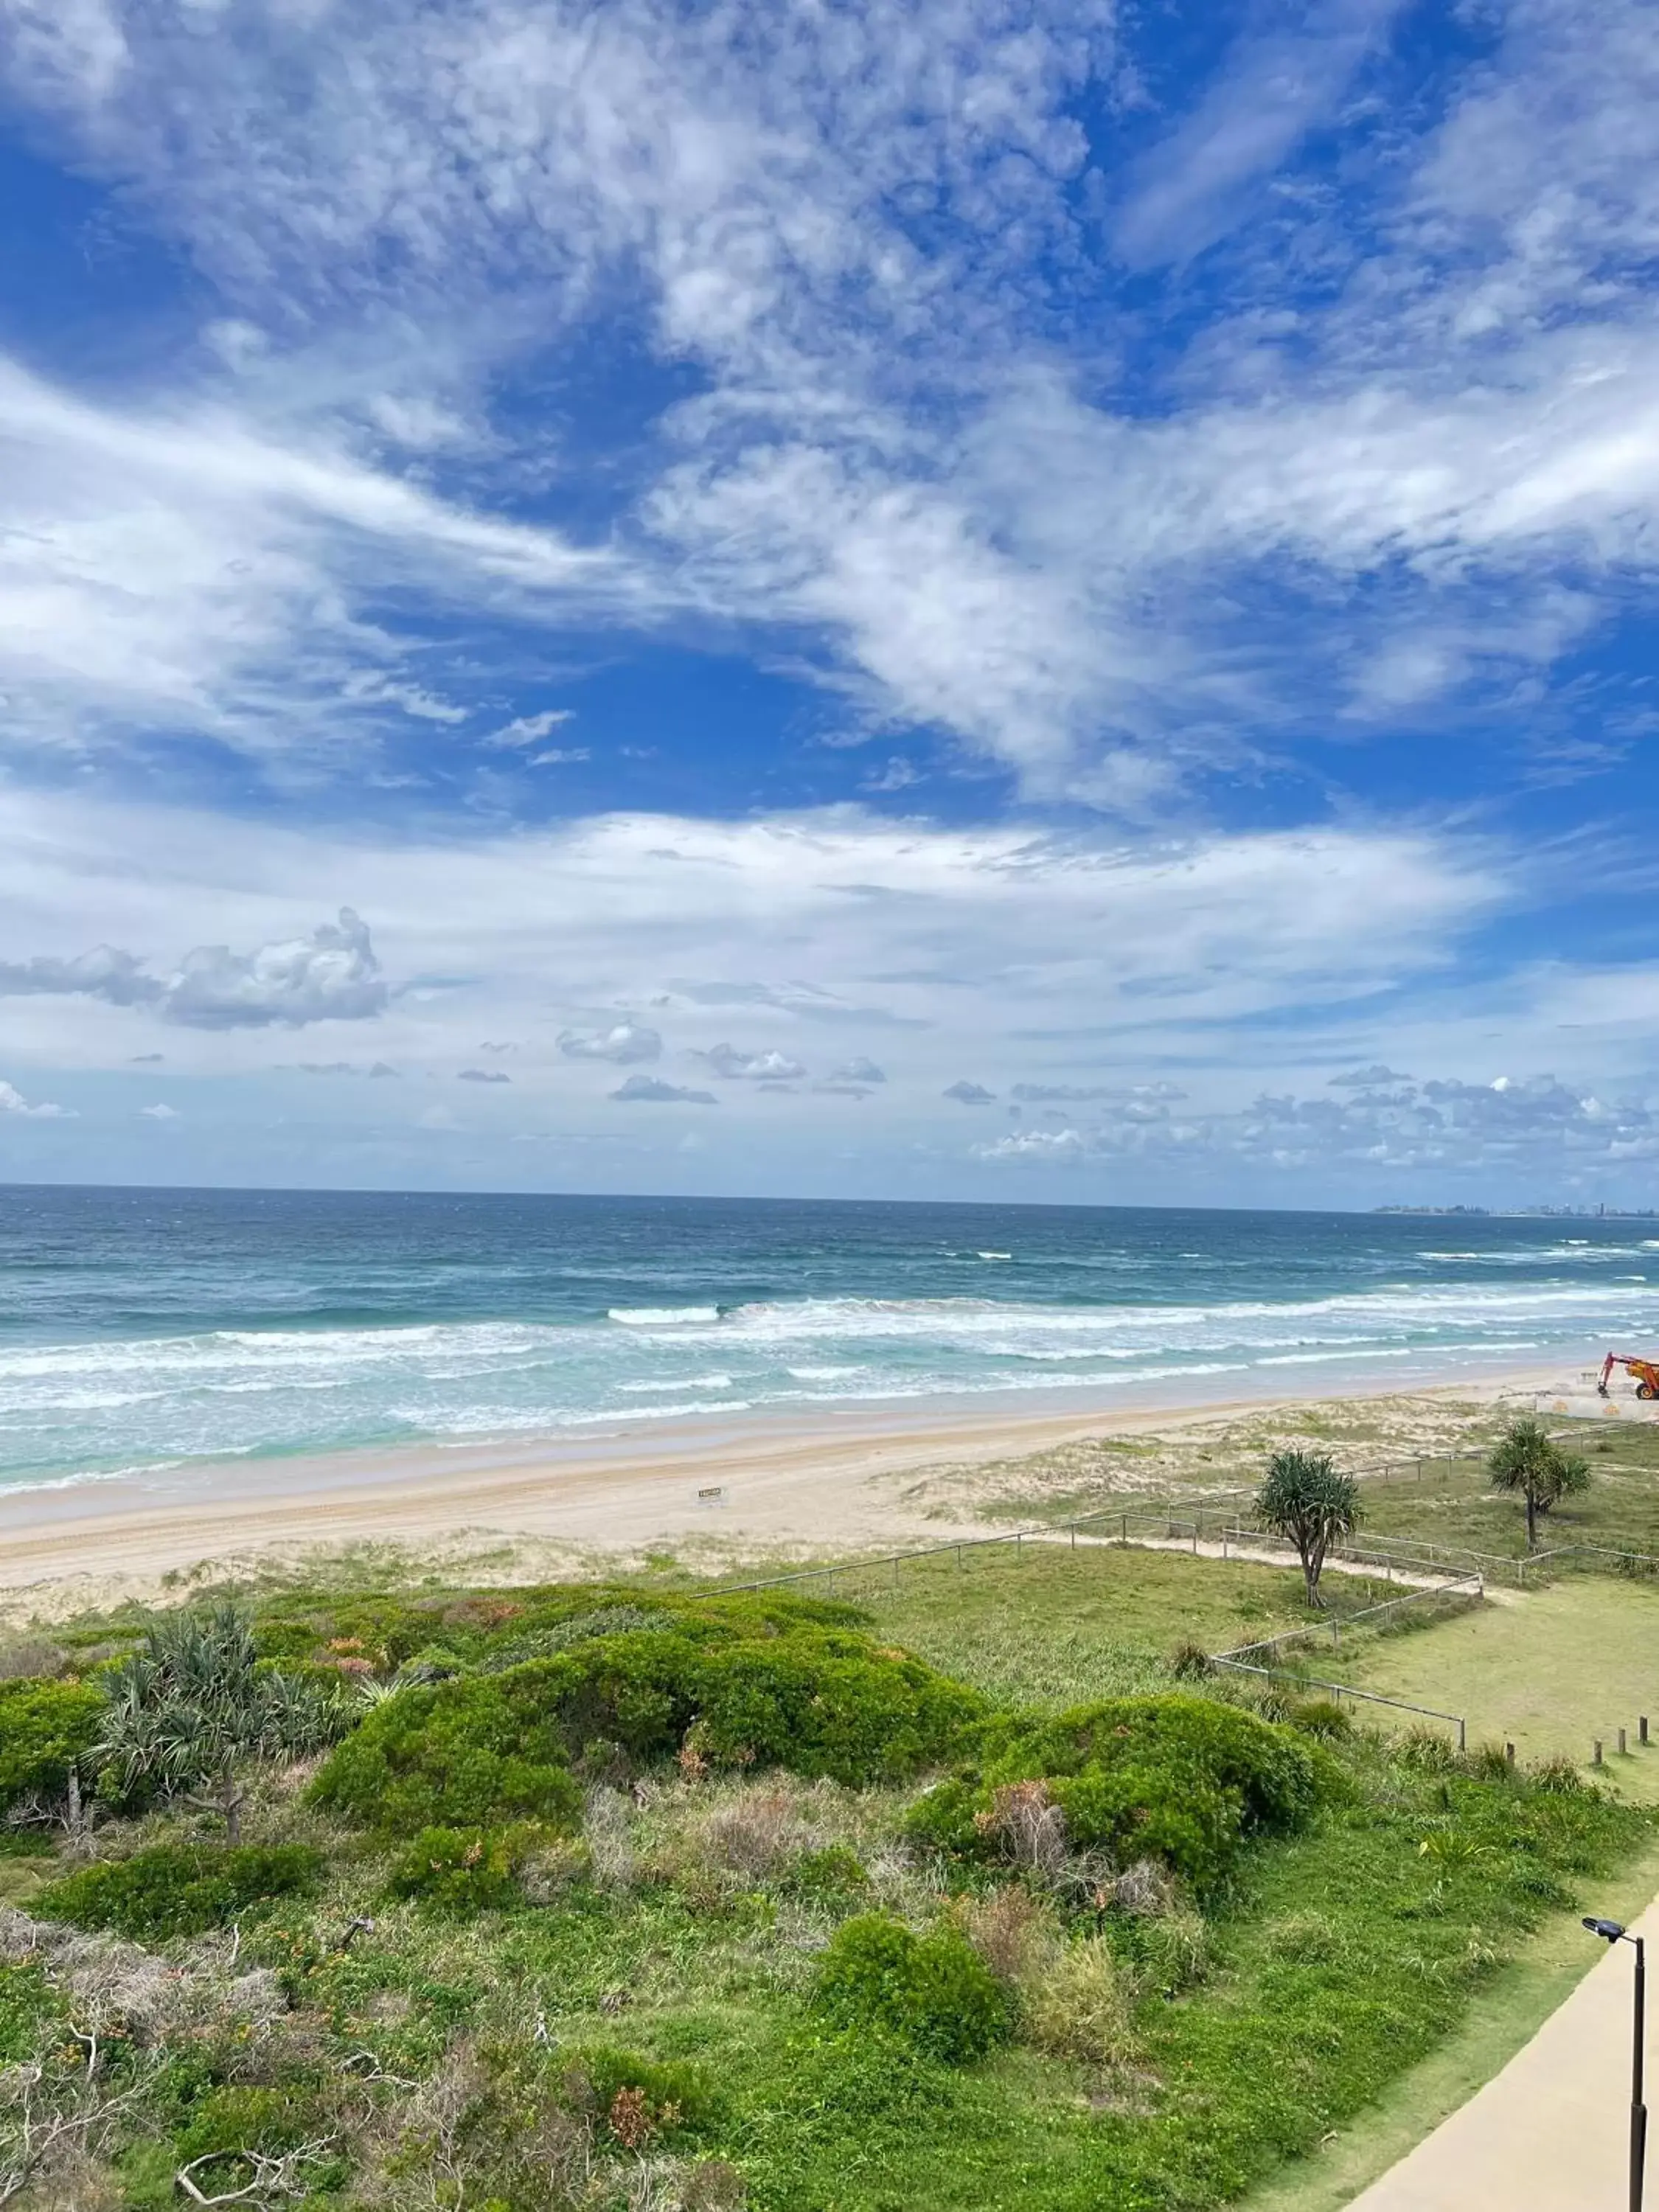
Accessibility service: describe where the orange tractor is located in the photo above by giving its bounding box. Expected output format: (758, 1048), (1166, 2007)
(1598, 1352), (1659, 1400)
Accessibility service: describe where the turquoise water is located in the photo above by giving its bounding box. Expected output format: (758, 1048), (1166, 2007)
(1, 1186), (1654, 1489)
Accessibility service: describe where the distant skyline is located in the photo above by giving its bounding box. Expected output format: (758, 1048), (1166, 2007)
(1, 0), (1658, 1207)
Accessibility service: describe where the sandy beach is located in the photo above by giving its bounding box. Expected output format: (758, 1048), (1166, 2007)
(0, 1350), (1587, 1624)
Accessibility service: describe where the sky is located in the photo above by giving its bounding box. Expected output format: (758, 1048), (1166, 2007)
(0, 0), (1656, 1208)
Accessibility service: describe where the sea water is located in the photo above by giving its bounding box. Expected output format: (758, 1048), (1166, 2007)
(1, 1185), (1655, 1490)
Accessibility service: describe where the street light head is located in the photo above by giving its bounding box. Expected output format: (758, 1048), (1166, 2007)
(1582, 1916), (1627, 1942)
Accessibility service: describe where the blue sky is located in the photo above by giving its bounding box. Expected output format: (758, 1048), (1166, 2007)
(0, 0), (1656, 1206)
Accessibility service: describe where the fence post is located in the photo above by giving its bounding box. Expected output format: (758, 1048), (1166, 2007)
(1070, 1523), (1077, 1552)
(1121, 1512), (1128, 1546)
(1593, 1739), (1604, 1767)
(1619, 1728), (1628, 1757)
(1192, 1517), (1199, 1556)
(1506, 1742), (1515, 1766)
(1643, 1716), (1651, 1746)
(955, 1545), (962, 1573)
(892, 1554), (900, 1589)
(1458, 1718), (1467, 1752)
(1016, 1532), (1023, 1558)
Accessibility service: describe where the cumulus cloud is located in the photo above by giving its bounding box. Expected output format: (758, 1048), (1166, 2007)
(703, 1044), (809, 1081)
(611, 1075), (717, 1104)
(457, 1067), (510, 1083)
(977, 1127), (1085, 1161)
(0, 909), (389, 1029)
(0, 945), (156, 1006)
(139, 1102), (178, 1120)
(0, 1078), (73, 1119)
(944, 1080), (997, 1105)
(973, 1068), (1659, 1183)
(557, 1022), (663, 1065)
(829, 1057), (886, 1084)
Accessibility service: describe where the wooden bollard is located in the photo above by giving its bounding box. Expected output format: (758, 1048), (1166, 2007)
(1593, 1739), (1604, 1767)
(1505, 1742), (1515, 1765)
(1643, 1716), (1651, 1745)
(1619, 1728), (1628, 1757)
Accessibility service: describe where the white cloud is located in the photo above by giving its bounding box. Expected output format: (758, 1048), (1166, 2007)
(611, 1075), (717, 1105)
(703, 1044), (809, 1081)
(557, 1022), (663, 1065)
(483, 710), (577, 749)
(2, 0), (1656, 785)
(829, 1057), (886, 1084)
(978, 1126), (1084, 1161)
(944, 1079), (996, 1105)
(458, 1067), (510, 1083)
(0, 908), (387, 1030)
(0, 1077), (72, 1118)
(1111, 0), (1404, 270)
(139, 1102), (178, 1120)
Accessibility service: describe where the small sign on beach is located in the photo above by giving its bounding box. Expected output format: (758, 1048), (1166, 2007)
(696, 1484), (727, 1508)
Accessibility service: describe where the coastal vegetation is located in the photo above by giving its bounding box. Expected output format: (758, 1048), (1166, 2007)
(1251, 1450), (1362, 1608)
(0, 1551), (1648, 2212)
(1486, 1416), (1591, 1549)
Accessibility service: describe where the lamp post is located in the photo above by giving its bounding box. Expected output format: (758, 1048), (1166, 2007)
(1584, 1917), (1646, 2212)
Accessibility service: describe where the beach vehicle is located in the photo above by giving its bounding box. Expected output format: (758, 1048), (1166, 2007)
(1597, 1352), (1659, 1400)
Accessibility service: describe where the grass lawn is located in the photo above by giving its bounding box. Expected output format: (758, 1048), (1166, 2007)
(1339, 1575), (1659, 1792)
(1236, 1823), (1659, 2211)
(1354, 1431), (1659, 1562)
(790, 1541), (1397, 1709)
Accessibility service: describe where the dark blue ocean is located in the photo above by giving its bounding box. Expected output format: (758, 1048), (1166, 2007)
(1, 1186), (1655, 1489)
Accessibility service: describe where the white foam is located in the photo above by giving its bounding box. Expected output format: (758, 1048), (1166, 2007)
(607, 1306), (721, 1326)
(619, 1374), (735, 1393)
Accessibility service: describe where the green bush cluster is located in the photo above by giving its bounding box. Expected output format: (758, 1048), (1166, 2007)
(815, 1912), (1010, 2063)
(310, 1665), (585, 1835)
(0, 1676), (104, 1809)
(386, 1824), (529, 1914)
(906, 1694), (1324, 1893)
(38, 1841), (323, 1940)
(311, 1609), (984, 1833)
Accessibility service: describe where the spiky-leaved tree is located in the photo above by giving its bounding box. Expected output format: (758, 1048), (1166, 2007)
(94, 1602), (341, 1843)
(1488, 1416), (1590, 1550)
(1254, 1448), (1362, 1610)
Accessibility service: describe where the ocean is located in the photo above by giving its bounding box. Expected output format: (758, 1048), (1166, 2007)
(1, 1185), (1656, 1493)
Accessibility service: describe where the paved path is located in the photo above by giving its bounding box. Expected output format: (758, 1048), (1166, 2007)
(1348, 1891), (1656, 2208)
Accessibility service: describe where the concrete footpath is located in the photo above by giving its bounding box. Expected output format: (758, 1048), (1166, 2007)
(1349, 1891), (1657, 2209)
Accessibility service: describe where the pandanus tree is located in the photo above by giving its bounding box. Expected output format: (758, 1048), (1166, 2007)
(94, 1601), (340, 1843)
(1487, 1416), (1590, 1550)
(1254, 1448), (1362, 1610)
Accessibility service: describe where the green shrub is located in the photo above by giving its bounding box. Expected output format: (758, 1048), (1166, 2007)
(815, 1913), (1010, 2063)
(911, 1694), (1323, 1894)
(387, 1825), (525, 1914)
(562, 2045), (720, 2142)
(783, 1843), (870, 1904)
(0, 1677), (103, 1809)
(310, 1665), (582, 1834)
(314, 1620), (981, 1829)
(692, 1636), (984, 1787)
(1287, 1697), (1353, 1739)
(479, 1604), (672, 1671)
(38, 1842), (322, 1941)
